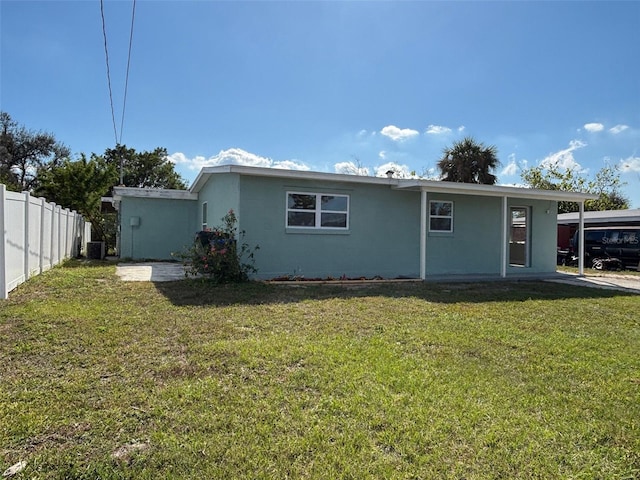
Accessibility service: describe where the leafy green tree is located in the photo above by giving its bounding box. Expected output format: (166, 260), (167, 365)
(36, 155), (118, 243)
(104, 145), (187, 189)
(437, 137), (500, 185)
(0, 111), (70, 191)
(521, 163), (628, 214)
(588, 165), (629, 211)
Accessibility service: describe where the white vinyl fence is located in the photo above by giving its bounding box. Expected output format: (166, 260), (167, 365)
(0, 185), (91, 299)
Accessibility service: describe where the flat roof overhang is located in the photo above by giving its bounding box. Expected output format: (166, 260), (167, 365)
(190, 165), (598, 203)
(112, 186), (198, 202)
(558, 208), (640, 224)
(393, 179), (598, 202)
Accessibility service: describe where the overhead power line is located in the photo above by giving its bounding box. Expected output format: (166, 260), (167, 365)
(119, 0), (137, 145)
(99, 0), (137, 146)
(100, 0), (118, 145)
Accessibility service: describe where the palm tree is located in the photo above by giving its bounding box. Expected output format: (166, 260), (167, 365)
(437, 137), (500, 185)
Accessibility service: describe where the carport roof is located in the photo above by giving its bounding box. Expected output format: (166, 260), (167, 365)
(558, 208), (640, 225)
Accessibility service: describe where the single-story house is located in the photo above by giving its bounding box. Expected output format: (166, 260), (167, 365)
(112, 165), (597, 280)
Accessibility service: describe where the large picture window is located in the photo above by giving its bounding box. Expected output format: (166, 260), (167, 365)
(287, 192), (349, 229)
(429, 200), (453, 232)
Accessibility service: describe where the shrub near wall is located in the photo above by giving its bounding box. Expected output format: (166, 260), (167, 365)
(177, 210), (258, 283)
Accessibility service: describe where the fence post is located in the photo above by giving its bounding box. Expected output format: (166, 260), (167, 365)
(0, 185), (7, 299)
(84, 221), (91, 256)
(39, 197), (46, 274)
(56, 204), (62, 265)
(63, 209), (69, 259)
(62, 209), (67, 259)
(50, 203), (57, 266)
(23, 191), (31, 280)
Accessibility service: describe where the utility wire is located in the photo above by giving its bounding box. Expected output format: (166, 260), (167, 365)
(119, 0), (137, 145)
(100, 0), (118, 145)
(100, 0), (137, 146)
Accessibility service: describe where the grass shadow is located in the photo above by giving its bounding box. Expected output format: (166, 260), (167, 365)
(153, 277), (637, 307)
(61, 258), (120, 268)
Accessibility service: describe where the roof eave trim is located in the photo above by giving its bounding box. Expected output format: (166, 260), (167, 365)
(189, 165), (401, 192)
(188, 165), (598, 201)
(395, 180), (598, 201)
(113, 186), (198, 201)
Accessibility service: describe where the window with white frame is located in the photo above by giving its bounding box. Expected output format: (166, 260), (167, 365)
(202, 202), (208, 230)
(429, 200), (453, 232)
(287, 192), (349, 229)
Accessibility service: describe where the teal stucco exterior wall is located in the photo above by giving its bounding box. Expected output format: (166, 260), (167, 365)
(423, 194), (558, 276)
(119, 196), (197, 260)
(506, 197), (558, 274)
(197, 173), (241, 230)
(426, 193), (557, 276)
(237, 175), (421, 279)
(425, 193), (503, 275)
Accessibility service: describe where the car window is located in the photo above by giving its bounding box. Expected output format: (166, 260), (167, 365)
(585, 231), (605, 243)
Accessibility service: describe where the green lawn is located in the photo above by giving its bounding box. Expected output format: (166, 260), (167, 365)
(1, 261), (638, 479)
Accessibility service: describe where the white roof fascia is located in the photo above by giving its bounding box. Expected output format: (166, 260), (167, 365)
(395, 179), (598, 202)
(190, 165), (400, 193)
(557, 208), (640, 224)
(113, 186), (198, 201)
(188, 165), (597, 202)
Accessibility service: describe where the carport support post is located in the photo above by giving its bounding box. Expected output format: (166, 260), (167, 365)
(578, 201), (585, 275)
(501, 196), (507, 278)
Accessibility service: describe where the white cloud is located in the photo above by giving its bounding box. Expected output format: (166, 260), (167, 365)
(356, 129), (373, 139)
(374, 162), (414, 179)
(458, 125), (465, 133)
(272, 160), (311, 171)
(378, 150), (387, 160)
(501, 160), (518, 176)
(499, 182), (529, 189)
(167, 148), (310, 171)
(500, 153), (519, 176)
(425, 124), (452, 135)
(380, 125), (419, 142)
(609, 124), (629, 134)
(166, 151), (191, 165)
(334, 161), (370, 176)
(540, 140), (587, 171)
(584, 122), (604, 133)
(619, 156), (640, 173)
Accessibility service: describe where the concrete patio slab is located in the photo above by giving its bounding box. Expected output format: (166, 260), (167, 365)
(116, 262), (188, 282)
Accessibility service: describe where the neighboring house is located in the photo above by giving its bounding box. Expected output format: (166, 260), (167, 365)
(557, 209), (640, 250)
(112, 165), (597, 280)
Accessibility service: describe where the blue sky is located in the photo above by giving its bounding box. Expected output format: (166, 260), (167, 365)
(2, 1), (639, 206)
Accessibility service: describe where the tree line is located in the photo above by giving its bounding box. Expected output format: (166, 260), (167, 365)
(1, 112), (187, 249)
(436, 136), (628, 213)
